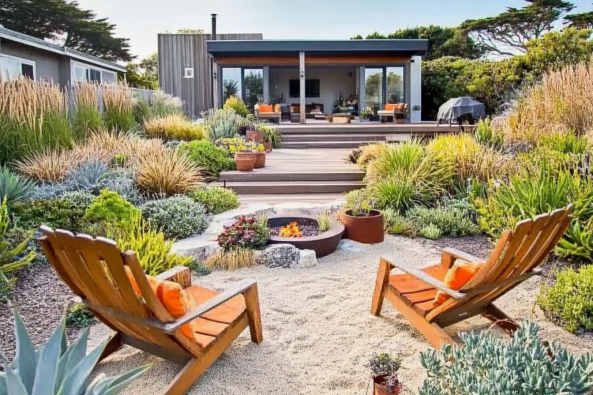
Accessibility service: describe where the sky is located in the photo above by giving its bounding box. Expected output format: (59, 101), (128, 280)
(76, 0), (593, 59)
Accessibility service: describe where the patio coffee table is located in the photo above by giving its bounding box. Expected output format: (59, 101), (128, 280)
(332, 113), (353, 123)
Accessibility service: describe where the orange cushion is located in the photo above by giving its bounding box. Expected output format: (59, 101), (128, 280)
(385, 104), (397, 111)
(433, 260), (482, 305)
(125, 266), (163, 298)
(259, 104), (273, 113)
(161, 281), (200, 341)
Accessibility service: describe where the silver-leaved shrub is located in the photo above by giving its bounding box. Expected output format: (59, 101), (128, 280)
(140, 196), (210, 240)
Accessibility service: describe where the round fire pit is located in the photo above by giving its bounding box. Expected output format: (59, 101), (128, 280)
(267, 215), (344, 258)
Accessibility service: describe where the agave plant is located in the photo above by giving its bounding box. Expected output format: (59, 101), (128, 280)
(0, 166), (35, 207)
(65, 161), (110, 193)
(0, 311), (149, 395)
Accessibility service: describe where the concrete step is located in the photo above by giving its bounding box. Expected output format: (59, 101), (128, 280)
(281, 141), (374, 149)
(281, 134), (388, 142)
(239, 193), (345, 205)
(278, 125), (423, 135)
(218, 181), (364, 194)
(219, 170), (364, 182)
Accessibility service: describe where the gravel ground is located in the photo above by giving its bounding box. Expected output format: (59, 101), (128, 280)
(0, 262), (81, 361)
(87, 235), (593, 395)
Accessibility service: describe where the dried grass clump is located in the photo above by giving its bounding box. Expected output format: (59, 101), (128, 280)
(102, 83), (136, 133)
(144, 115), (203, 141)
(134, 149), (203, 196)
(14, 149), (78, 182)
(72, 82), (103, 140)
(357, 143), (384, 167)
(496, 60), (593, 144)
(205, 248), (256, 271)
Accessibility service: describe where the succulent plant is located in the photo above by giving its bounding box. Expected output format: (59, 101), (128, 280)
(202, 108), (246, 140)
(419, 320), (593, 395)
(65, 161), (109, 193)
(0, 311), (149, 394)
(0, 166), (35, 207)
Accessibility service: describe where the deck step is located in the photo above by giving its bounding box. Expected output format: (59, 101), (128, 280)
(239, 193), (345, 205)
(217, 180), (364, 194)
(219, 170), (364, 182)
(281, 134), (388, 142)
(281, 141), (374, 149)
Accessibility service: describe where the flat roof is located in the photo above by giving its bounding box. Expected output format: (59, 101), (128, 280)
(0, 26), (127, 72)
(207, 39), (428, 56)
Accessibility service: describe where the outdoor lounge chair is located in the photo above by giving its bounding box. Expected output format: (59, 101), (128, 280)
(38, 226), (263, 395)
(370, 205), (572, 349)
(377, 103), (408, 123)
(255, 104), (281, 123)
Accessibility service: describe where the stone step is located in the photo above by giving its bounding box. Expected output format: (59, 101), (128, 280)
(217, 180), (364, 194)
(220, 170), (364, 182)
(281, 134), (388, 142)
(281, 141), (373, 149)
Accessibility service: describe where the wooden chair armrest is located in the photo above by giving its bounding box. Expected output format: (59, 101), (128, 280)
(162, 279), (257, 333)
(441, 248), (483, 269)
(383, 255), (466, 300)
(156, 266), (191, 289)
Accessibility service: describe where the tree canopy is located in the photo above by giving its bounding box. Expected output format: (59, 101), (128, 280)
(126, 53), (158, 89)
(0, 0), (133, 62)
(352, 25), (484, 60)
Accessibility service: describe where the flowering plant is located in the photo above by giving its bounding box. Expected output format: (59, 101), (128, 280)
(217, 215), (270, 251)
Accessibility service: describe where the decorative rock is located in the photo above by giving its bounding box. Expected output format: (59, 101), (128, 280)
(297, 249), (318, 268)
(337, 239), (363, 253)
(262, 244), (300, 268)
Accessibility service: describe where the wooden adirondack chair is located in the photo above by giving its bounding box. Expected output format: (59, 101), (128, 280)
(38, 226), (263, 395)
(370, 204), (573, 349)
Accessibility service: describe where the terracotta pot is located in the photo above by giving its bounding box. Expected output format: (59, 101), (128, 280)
(263, 142), (273, 153)
(254, 151), (266, 168)
(373, 375), (402, 395)
(246, 129), (264, 143)
(234, 151), (256, 172)
(342, 210), (384, 244)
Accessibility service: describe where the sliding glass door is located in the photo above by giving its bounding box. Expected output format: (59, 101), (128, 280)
(243, 68), (263, 112)
(221, 67), (242, 102)
(386, 66), (405, 104)
(362, 66), (406, 116)
(364, 68), (383, 114)
(220, 67), (264, 112)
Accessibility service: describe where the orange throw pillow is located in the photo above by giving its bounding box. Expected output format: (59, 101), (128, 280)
(161, 281), (200, 341)
(124, 266), (163, 298)
(385, 104), (397, 111)
(433, 260), (482, 306)
(259, 104), (273, 113)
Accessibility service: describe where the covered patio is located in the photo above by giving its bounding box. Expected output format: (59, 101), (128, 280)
(207, 39), (428, 124)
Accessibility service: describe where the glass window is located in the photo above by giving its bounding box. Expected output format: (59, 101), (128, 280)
(364, 68), (383, 114)
(74, 65), (88, 82)
(243, 68), (263, 112)
(89, 69), (101, 83)
(221, 67), (242, 102)
(386, 67), (405, 104)
(0, 56), (35, 80)
(102, 71), (116, 84)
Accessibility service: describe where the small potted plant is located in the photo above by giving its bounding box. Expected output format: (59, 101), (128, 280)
(254, 143), (266, 168)
(234, 141), (257, 172)
(367, 353), (402, 395)
(246, 123), (264, 143)
(342, 199), (384, 244)
(361, 106), (374, 121)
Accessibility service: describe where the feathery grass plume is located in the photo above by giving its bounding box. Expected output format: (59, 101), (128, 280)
(72, 82), (103, 140)
(14, 148), (79, 183)
(102, 83), (136, 133)
(0, 78), (72, 164)
(143, 114), (203, 141)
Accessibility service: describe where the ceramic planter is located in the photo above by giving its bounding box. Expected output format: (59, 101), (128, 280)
(246, 129), (264, 143)
(342, 210), (384, 244)
(235, 151), (256, 172)
(254, 151), (266, 168)
(373, 375), (402, 395)
(263, 142), (273, 153)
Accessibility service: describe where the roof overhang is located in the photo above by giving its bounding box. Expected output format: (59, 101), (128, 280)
(0, 27), (127, 73)
(207, 39), (428, 57)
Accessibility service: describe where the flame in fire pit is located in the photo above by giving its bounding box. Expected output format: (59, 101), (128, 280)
(280, 222), (303, 238)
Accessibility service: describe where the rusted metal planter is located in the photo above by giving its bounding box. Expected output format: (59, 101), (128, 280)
(342, 210), (384, 244)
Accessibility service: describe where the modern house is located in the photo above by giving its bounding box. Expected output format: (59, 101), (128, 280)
(158, 16), (427, 123)
(0, 25), (126, 87)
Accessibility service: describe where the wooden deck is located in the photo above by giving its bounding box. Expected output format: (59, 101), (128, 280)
(219, 149), (364, 195)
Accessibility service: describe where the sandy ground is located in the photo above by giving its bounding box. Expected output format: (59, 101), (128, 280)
(88, 235), (593, 395)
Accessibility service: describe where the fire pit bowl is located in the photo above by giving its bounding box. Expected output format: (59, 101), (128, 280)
(267, 215), (344, 258)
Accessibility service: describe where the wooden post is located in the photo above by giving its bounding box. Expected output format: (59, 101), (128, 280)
(299, 51), (306, 124)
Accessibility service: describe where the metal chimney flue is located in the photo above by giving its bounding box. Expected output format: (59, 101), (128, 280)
(211, 14), (217, 40)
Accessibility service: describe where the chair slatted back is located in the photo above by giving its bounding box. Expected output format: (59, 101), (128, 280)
(39, 226), (202, 356)
(426, 204), (573, 322)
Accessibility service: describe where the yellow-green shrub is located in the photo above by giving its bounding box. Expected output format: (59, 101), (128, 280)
(223, 96), (249, 117)
(143, 115), (203, 141)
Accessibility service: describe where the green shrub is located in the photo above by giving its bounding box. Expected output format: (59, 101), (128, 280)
(383, 208), (415, 235)
(223, 96), (249, 117)
(188, 259), (211, 276)
(474, 118), (503, 149)
(217, 216), (269, 252)
(0, 165), (35, 207)
(202, 108), (246, 140)
(316, 210), (333, 232)
(85, 190), (140, 234)
(178, 140), (236, 179)
(187, 186), (239, 214)
(114, 217), (192, 276)
(13, 191), (94, 232)
(539, 132), (590, 155)
(419, 223), (442, 240)
(0, 310), (149, 394)
(374, 178), (415, 212)
(134, 90), (183, 123)
(72, 105), (103, 140)
(1, 198), (35, 301)
(66, 302), (96, 328)
(539, 264), (593, 333)
(407, 205), (480, 237)
(140, 196), (210, 240)
(257, 123), (282, 148)
(419, 321), (593, 395)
